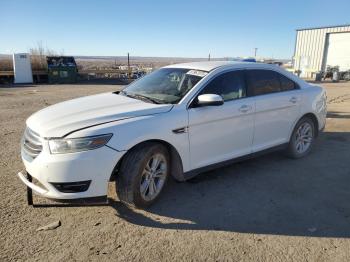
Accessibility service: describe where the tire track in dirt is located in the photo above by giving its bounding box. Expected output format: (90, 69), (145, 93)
(328, 94), (350, 104)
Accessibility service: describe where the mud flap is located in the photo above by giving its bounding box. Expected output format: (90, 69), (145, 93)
(26, 172), (33, 205)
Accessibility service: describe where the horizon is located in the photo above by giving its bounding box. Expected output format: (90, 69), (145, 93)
(0, 53), (292, 61)
(1, 0), (350, 59)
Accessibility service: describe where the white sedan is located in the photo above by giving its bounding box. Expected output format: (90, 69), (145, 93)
(18, 61), (327, 208)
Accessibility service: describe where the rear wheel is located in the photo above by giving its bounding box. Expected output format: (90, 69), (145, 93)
(116, 143), (169, 208)
(286, 117), (315, 158)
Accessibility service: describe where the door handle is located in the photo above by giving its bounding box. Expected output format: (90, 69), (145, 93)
(239, 105), (252, 113)
(289, 97), (298, 104)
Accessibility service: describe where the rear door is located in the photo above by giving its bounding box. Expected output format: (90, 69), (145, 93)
(188, 70), (255, 170)
(246, 69), (301, 152)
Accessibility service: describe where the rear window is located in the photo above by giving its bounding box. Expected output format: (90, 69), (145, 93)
(246, 70), (281, 96)
(246, 69), (298, 96)
(279, 74), (297, 91)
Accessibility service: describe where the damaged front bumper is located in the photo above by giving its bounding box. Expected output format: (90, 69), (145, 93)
(18, 145), (124, 205)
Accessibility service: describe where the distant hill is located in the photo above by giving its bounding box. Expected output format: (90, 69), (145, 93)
(0, 54), (289, 62)
(0, 54), (291, 71)
(0, 54), (233, 62)
(73, 56), (220, 65)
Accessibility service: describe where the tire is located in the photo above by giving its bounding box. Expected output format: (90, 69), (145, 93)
(116, 142), (170, 208)
(286, 117), (316, 159)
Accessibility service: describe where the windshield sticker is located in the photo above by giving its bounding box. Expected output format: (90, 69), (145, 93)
(186, 70), (208, 77)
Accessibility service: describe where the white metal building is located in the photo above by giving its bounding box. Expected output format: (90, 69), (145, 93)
(293, 24), (350, 78)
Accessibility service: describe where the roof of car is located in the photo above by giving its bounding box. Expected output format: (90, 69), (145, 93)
(163, 61), (305, 85)
(163, 61), (261, 71)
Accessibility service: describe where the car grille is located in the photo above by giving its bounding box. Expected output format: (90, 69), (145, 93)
(22, 127), (42, 159)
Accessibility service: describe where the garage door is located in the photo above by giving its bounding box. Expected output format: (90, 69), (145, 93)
(325, 32), (350, 71)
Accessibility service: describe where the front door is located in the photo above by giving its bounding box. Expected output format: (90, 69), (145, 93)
(188, 70), (255, 170)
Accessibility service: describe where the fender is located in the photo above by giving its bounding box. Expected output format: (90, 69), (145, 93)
(67, 107), (191, 173)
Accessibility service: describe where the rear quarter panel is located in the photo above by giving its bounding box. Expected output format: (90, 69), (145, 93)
(299, 84), (327, 131)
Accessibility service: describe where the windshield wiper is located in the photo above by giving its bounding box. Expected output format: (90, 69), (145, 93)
(121, 91), (162, 104)
(132, 94), (163, 104)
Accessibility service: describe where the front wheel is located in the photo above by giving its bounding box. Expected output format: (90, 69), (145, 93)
(286, 117), (316, 159)
(116, 143), (169, 208)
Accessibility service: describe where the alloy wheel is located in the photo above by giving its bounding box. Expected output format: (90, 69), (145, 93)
(294, 122), (313, 154)
(140, 153), (167, 201)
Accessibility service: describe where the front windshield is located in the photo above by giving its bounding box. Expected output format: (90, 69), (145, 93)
(121, 68), (206, 104)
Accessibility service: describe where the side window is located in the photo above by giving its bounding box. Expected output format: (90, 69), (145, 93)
(246, 70), (281, 96)
(200, 70), (246, 101)
(279, 74), (298, 91)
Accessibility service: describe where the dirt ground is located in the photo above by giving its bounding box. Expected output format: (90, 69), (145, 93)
(1, 81), (350, 261)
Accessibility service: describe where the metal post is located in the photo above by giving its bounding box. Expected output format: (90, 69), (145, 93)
(254, 48), (258, 58)
(208, 53), (211, 61)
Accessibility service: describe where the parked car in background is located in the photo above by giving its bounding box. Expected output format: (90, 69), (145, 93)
(18, 61), (327, 208)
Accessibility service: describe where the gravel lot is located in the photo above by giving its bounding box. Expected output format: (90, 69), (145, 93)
(1, 82), (350, 261)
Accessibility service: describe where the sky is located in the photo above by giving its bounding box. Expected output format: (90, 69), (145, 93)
(0, 0), (349, 59)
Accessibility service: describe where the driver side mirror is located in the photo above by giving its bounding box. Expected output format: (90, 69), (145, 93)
(195, 94), (224, 107)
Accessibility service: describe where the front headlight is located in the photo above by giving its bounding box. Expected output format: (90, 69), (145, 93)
(49, 134), (113, 154)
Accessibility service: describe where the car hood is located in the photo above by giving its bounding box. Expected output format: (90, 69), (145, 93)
(26, 92), (173, 138)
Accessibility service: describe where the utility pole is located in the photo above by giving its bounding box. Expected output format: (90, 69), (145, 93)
(254, 48), (258, 58)
(127, 52), (130, 79)
(208, 53), (211, 61)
